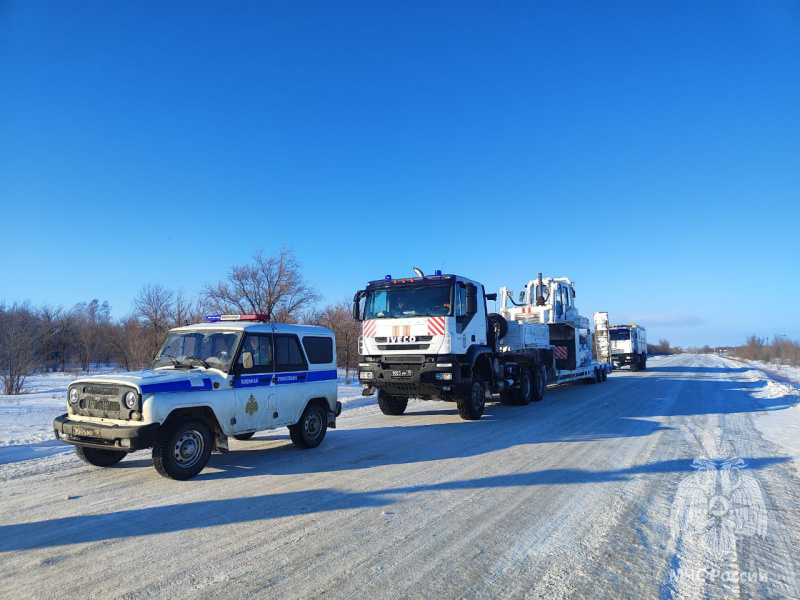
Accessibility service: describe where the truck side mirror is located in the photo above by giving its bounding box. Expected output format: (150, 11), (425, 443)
(242, 352), (254, 370)
(352, 291), (365, 321)
(519, 291), (525, 302)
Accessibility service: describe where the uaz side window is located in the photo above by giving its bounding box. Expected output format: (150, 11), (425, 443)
(275, 335), (308, 372)
(303, 336), (333, 364)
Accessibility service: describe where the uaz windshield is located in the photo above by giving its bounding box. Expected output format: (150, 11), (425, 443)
(154, 330), (242, 372)
(364, 285), (453, 319)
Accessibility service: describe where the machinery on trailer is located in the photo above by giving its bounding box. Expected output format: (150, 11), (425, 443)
(610, 324), (648, 371)
(353, 269), (611, 421)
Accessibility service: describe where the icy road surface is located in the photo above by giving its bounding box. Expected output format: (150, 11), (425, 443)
(1, 354), (799, 599)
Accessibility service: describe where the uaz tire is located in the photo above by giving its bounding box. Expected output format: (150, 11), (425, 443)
(75, 446), (125, 467)
(289, 401), (328, 449)
(152, 418), (213, 481)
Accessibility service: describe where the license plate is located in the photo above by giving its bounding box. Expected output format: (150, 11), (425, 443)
(73, 426), (101, 438)
(392, 370), (413, 378)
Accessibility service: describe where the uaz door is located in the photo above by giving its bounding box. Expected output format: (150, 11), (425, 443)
(233, 333), (276, 434)
(273, 334), (309, 427)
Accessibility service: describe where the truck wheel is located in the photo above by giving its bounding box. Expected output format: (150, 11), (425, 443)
(457, 373), (485, 420)
(234, 432), (255, 441)
(289, 401), (328, 449)
(641, 355), (647, 371)
(377, 390), (408, 415)
(630, 359), (639, 372)
(531, 366), (546, 401)
(152, 418), (213, 480)
(512, 366), (532, 405)
(600, 368), (608, 382)
(75, 446), (125, 467)
(499, 390), (515, 405)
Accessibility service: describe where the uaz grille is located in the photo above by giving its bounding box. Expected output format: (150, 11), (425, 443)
(84, 386), (119, 396)
(83, 398), (120, 412)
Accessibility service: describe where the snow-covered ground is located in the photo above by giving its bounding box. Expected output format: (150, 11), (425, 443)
(2, 355), (800, 599)
(0, 368), (375, 466)
(737, 358), (800, 386)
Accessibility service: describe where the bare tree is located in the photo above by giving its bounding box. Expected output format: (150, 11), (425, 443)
(72, 300), (112, 371)
(38, 304), (63, 372)
(309, 299), (361, 382)
(0, 302), (41, 394)
(133, 284), (174, 331)
(203, 246), (320, 322)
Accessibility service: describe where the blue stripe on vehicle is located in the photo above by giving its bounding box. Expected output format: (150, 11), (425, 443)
(233, 369), (337, 388)
(140, 378), (213, 394)
(306, 369), (338, 382)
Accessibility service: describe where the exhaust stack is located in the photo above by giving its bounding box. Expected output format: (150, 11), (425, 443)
(536, 272), (545, 307)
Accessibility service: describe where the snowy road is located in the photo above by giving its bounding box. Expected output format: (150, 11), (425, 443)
(2, 354), (799, 599)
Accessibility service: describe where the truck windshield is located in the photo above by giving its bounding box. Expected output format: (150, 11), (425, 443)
(153, 330), (243, 372)
(364, 285), (453, 319)
(610, 329), (630, 341)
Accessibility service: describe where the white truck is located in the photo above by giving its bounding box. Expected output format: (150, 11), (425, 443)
(353, 270), (611, 420)
(610, 324), (648, 371)
(54, 315), (341, 480)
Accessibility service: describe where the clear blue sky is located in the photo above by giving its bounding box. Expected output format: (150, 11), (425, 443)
(1, 1), (798, 347)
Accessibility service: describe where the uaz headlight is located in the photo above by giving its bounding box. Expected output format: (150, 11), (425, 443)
(69, 388), (79, 404)
(124, 391), (137, 409)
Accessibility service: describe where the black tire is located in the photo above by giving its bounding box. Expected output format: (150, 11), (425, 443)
(75, 446), (125, 467)
(289, 401), (328, 449)
(456, 373), (485, 420)
(152, 418), (213, 480)
(531, 366), (546, 401)
(600, 368), (608, 382)
(377, 390), (409, 415)
(488, 313), (509, 340)
(512, 366), (532, 405)
(234, 431), (256, 441)
(630, 359), (639, 372)
(641, 355), (647, 371)
(499, 390), (515, 405)
(588, 369), (599, 384)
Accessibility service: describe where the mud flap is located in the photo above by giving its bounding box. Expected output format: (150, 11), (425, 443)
(214, 431), (229, 453)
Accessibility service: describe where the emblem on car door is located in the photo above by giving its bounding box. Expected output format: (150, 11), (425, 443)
(246, 394), (259, 415)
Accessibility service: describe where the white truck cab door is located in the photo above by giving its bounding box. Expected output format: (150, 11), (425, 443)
(233, 333), (276, 433)
(273, 334), (310, 427)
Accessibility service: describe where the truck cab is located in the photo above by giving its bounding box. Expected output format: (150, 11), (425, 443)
(610, 324), (648, 371)
(353, 271), (498, 419)
(54, 315), (341, 480)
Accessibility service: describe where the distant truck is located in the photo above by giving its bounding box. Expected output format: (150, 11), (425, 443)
(353, 270), (611, 420)
(54, 315), (341, 480)
(610, 324), (647, 371)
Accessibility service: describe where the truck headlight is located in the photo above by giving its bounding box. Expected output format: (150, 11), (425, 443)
(124, 391), (137, 409)
(358, 362), (371, 368)
(359, 372), (374, 380)
(436, 373), (453, 381)
(69, 388), (79, 404)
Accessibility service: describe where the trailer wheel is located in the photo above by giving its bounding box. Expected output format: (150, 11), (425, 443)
(377, 390), (408, 416)
(512, 366), (532, 405)
(456, 373), (485, 420)
(75, 446), (126, 468)
(600, 368), (608, 382)
(531, 366), (546, 401)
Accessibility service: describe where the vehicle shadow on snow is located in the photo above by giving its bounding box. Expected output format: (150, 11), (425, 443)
(642, 366), (750, 374)
(0, 454), (789, 552)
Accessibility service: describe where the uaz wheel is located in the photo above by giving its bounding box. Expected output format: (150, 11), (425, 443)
(152, 418), (212, 480)
(75, 446), (126, 467)
(289, 401), (328, 449)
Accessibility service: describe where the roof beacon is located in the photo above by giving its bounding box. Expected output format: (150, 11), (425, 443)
(205, 314), (270, 322)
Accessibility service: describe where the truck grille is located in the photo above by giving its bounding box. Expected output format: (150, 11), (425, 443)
(377, 344), (430, 351)
(374, 336), (433, 343)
